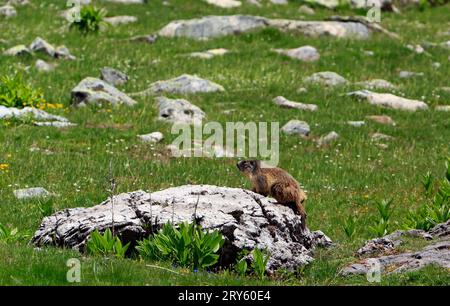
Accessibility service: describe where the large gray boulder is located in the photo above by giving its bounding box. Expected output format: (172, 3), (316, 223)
(134, 74), (225, 96)
(272, 45), (320, 62)
(156, 96), (206, 125)
(71, 77), (137, 107)
(31, 185), (332, 273)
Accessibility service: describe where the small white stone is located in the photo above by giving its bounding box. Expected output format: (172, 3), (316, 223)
(138, 132), (164, 143)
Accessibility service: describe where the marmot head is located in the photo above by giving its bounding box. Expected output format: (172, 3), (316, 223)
(236, 160), (260, 175)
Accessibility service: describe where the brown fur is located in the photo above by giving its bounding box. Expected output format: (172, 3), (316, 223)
(237, 160), (307, 229)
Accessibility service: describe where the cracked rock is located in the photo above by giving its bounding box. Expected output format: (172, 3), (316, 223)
(156, 96), (205, 125)
(31, 185), (332, 272)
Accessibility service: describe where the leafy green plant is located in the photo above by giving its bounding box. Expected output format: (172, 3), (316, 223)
(369, 199), (393, 238)
(37, 199), (54, 217)
(0, 75), (47, 108)
(342, 215), (356, 239)
(136, 222), (225, 270)
(234, 258), (248, 277)
(70, 5), (107, 34)
(404, 159), (450, 230)
(422, 171), (434, 196)
(0, 223), (27, 243)
(251, 248), (270, 280)
(86, 228), (130, 258)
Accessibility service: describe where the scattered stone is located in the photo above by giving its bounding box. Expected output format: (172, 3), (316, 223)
(399, 70), (424, 78)
(134, 74), (225, 95)
(281, 120), (310, 136)
(273, 45), (320, 62)
(189, 48), (229, 59)
(364, 50), (374, 56)
(304, 71), (348, 87)
(0, 5), (16, 18)
(371, 132), (394, 142)
(299, 5), (315, 15)
(13, 187), (50, 200)
(273, 96), (318, 111)
(356, 79), (396, 90)
(156, 96), (206, 125)
(436, 105), (450, 112)
(34, 121), (77, 128)
(129, 34), (158, 44)
(31, 185), (332, 273)
(305, 0), (339, 9)
(356, 237), (397, 257)
(35, 59), (54, 72)
(29, 37), (56, 57)
(100, 67), (129, 86)
(317, 131), (339, 146)
(0, 105), (71, 124)
(347, 121), (365, 127)
(71, 77), (137, 107)
(270, 0), (288, 4)
(347, 90), (428, 111)
(138, 132), (164, 143)
(3, 44), (31, 56)
(104, 16), (138, 26)
(7, 0), (30, 5)
(366, 115), (396, 126)
(205, 0), (241, 8)
(432, 62), (441, 69)
(159, 15), (376, 40)
(406, 44), (425, 54)
(55, 45), (76, 60)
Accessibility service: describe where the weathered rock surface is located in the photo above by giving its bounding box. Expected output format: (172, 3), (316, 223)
(317, 131), (339, 146)
(0, 105), (73, 127)
(30, 37), (56, 57)
(104, 16), (138, 26)
(129, 34), (158, 44)
(0, 5), (16, 18)
(189, 48), (229, 59)
(156, 96), (206, 125)
(298, 5), (315, 15)
(71, 77), (137, 107)
(134, 74), (224, 95)
(347, 90), (428, 111)
(14, 187), (50, 200)
(304, 71), (348, 87)
(138, 131), (164, 143)
(158, 15), (376, 40)
(356, 79), (396, 90)
(399, 70), (423, 78)
(100, 67), (129, 86)
(347, 120), (365, 127)
(342, 221), (450, 275)
(31, 185), (332, 272)
(3, 44), (31, 56)
(371, 132), (394, 142)
(272, 45), (320, 62)
(281, 120), (310, 136)
(206, 0), (242, 8)
(273, 96), (318, 111)
(35, 59), (54, 72)
(366, 115), (396, 126)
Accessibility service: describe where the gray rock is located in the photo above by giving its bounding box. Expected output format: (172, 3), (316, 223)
(281, 120), (310, 136)
(304, 71), (348, 87)
(14, 187), (50, 200)
(0, 105), (70, 123)
(341, 240), (450, 275)
(206, 0), (242, 8)
(298, 5), (315, 15)
(273, 96), (318, 111)
(317, 131), (339, 146)
(35, 59), (54, 72)
(347, 90), (428, 111)
(100, 67), (129, 86)
(159, 15), (374, 40)
(134, 74), (225, 95)
(429, 220), (450, 238)
(366, 115), (396, 126)
(356, 79), (396, 90)
(272, 45), (320, 62)
(0, 5), (16, 18)
(104, 16), (138, 26)
(55, 45), (76, 60)
(3, 44), (31, 56)
(270, 0), (287, 4)
(399, 70), (424, 78)
(34, 121), (77, 128)
(7, 0), (30, 5)
(347, 121), (365, 127)
(356, 237), (397, 257)
(31, 185), (332, 273)
(189, 48), (229, 59)
(371, 132), (394, 142)
(156, 96), (205, 125)
(71, 77), (137, 107)
(29, 37), (56, 57)
(138, 132), (164, 143)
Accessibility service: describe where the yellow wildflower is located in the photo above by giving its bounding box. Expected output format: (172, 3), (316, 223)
(0, 163), (10, 171)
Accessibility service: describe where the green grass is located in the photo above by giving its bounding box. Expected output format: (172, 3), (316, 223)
(0, 0), (449, 285)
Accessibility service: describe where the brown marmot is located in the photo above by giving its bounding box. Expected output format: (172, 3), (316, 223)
(236, 160), (307, 229)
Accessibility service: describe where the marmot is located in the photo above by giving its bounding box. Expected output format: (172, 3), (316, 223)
(237, 160), (307, 229)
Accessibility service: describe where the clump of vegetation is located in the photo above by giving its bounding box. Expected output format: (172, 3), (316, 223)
(404, 158), (450, 231)
(136, 222), (224, 271)
(250, 248), (270, 280)
(37, 199), (54, 217)
(342, 215), (357, 239)
(70, 5), (107, 34)
(0, 75), (47, 109)
(369, 199), (393, 237)
(0, 223), (28, 243)
(86, 228), (130, 259)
